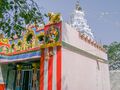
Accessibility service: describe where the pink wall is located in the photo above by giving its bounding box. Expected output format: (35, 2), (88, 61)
(61, 23), (110, 90)
(62, 48), (110, 90)
(62, 23), (107, 60)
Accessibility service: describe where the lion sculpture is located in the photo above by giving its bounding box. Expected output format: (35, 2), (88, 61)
(48, 12), (61, 24)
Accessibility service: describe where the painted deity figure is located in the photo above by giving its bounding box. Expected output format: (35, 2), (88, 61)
(16, 70), (21, 87)
(32, 63), (39, 90)
(47, 26), (58, 43)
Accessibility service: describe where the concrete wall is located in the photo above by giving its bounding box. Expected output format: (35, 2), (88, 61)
(62, 23), (110, 90)
(0, 64), (8, 84)
(62, 48), (110, 90)
(110, 70), (120, 90)
(7, 70), (15, 90)
(62, 23), (107, 60)
(0, 64), (8, 90)
(0, 64), (15, 90)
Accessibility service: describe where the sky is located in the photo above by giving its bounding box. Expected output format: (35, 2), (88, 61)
(35, 0), (120, 45)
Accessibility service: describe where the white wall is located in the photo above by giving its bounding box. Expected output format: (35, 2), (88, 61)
(62, 23), (107, 60)
(0, 64), (8, 84)
(0, 64), (15, 90)
(62, 48), (110, 90)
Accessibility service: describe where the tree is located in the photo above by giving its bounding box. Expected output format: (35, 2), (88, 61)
(104, 42), (120, 64)
(0, 0), (44, 38)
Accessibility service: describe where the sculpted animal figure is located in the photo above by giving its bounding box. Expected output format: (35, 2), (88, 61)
(48, 12), (61, 24)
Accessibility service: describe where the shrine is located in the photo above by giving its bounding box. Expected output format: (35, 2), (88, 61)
(0, 13), (62, 90)
(0, 2), (110, 90)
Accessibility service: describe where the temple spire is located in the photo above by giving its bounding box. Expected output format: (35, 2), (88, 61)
(70, 1), (94, 39)
(76, 1), (82, 11)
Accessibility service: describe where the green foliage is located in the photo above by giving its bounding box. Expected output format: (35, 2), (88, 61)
(104, 42), (120, 64)
(0, 0), (44, 39)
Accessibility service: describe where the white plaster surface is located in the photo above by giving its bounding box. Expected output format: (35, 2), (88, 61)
(62, 23), (110, 90)
(62, 23), (107, 60)
(0, 64), (15, 90)
(62, 48), (110, 90)
(0, 22), (111, 90)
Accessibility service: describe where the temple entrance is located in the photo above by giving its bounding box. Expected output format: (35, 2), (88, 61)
(6, 61), (40, 90)
(15, 69), (40, 90)
(22, 71), (30, 90)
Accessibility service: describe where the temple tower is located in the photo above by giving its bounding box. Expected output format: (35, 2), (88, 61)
(70, 1), (94, 39)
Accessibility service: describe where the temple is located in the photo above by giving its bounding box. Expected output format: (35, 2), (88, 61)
(0, 2), (110, 90)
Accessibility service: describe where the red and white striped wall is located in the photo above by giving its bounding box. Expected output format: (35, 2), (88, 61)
(40, 46), (62, 90)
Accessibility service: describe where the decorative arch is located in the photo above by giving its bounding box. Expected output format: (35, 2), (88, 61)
(23, 29), (37, 49)
(37, 30), (45, 45)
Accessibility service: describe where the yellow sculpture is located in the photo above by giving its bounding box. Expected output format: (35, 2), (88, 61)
(0, 34), (9, 44)
(23, 29), (37, 50)
(11, 42), (16, 52)
(32, 63), (37, 69)
(16, 40), (23, 51)
(48, 12), (61, 24)
(17, 65), (22, 70)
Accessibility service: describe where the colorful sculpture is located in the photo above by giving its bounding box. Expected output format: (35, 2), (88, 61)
(48, 12), (61, 24)
(0, 14), (61, 57)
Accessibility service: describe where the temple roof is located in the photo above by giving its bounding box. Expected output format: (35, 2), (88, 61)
(0, 50), (40, 63)
(0, 20), (62, 63)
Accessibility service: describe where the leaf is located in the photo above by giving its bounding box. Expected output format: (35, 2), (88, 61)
(6, 3), (10, 10)
(14, 5), (18, 9)
(105, 42), (120, 64)
(19, 0), (25, 4)
(33, 7), (37, 11)
(37, 12), (42, 16)
(10, 1), (14, 4)
(0, 13), (3, 18)
(10, 5), (13, 10)
(0, 0), (45, 38)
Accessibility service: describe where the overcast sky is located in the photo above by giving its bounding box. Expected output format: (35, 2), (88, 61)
(35, 0), (120, 45)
